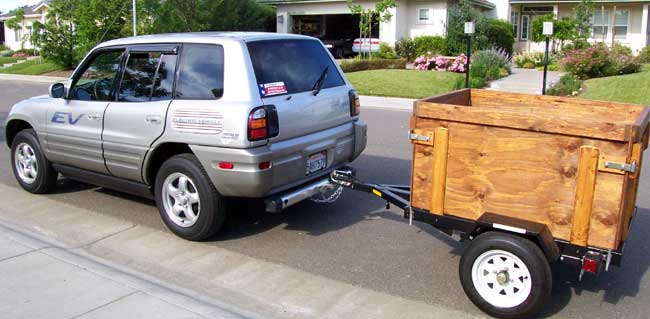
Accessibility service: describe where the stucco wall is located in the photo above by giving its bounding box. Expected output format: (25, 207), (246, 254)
(1, 14), (45, 51)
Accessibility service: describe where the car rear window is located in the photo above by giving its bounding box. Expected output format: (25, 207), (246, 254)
(247, 39), (345, 96)
(175, 44), (224, 100)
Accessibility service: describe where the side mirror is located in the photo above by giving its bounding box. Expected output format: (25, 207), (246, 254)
(49, 83), (65, 99)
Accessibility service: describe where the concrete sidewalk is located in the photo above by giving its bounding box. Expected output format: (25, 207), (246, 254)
(0, 222), (248, 319)
(488, 67), (563, 94)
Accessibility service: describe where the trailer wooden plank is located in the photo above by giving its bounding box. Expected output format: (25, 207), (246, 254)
(570, 146), (600, 247)
(430, 127), (449, 215)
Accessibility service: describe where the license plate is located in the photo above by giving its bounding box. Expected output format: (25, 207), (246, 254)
(306, 151), (327, 175)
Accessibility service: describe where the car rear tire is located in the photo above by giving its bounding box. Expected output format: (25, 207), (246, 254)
(10, 129), (58, 194)
(459, 231), (551, 319)
(155, 154), (226, 241)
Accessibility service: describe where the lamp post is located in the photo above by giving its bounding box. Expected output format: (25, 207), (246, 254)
(464, 22), (475, 89)
(542, 21), (553, 95)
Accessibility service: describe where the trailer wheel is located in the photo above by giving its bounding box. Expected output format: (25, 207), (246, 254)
(459, 231), (551, 319)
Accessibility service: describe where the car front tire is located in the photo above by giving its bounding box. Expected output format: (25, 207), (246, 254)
(154, 154), (226, 241)
(10, 129), (58, 194)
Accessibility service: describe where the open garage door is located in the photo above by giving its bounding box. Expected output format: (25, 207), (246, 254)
(291, 14), (378, 58)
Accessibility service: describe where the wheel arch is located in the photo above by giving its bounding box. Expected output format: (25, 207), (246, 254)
(473, 213), (560, 263)
(5, 119), (34, 148)
(143, 142), (194, 186)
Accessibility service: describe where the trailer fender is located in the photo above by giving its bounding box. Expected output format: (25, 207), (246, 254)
(475, 213), (560, 262)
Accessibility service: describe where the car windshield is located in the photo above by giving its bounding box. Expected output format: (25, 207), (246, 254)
(247, 39), (344, 96)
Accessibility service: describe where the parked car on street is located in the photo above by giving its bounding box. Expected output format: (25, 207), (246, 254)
(352, 38), (380, 54)
(5, 32), (367, 241)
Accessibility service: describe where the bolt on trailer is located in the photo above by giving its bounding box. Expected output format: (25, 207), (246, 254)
(331, 89), (649, 319)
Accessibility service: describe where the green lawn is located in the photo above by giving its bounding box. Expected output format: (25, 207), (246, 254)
(346, 69), (463, 99)
(0, 56), (26, 65)
(0, 59), (63, 75)
(579, 64), (650, 105)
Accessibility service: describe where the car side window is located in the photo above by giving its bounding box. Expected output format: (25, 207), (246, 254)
(175, 44), (224, 100)
(70, 50), (124, 101)
(118, 52), (177, 102)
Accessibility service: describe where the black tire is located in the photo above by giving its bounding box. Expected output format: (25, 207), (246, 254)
(335, 48), (344, 59)
(10, 129), (58, 194)
(154, 154), (226, 241)
(459, 231), (552, 319)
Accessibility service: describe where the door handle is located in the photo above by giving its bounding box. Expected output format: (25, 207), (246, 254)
(145, 115), (162, 125)
(87, 113), (102, 121)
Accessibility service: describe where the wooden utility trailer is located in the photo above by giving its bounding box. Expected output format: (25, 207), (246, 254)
(331, 89), (649, 319)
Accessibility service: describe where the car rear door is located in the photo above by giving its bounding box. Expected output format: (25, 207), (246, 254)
(246, 39), (352, 142)
(102, 45), (178, 182)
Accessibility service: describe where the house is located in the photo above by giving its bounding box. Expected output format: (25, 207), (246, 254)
(259, 0), (497, 46)
(510, 1), (649, 53)
(260, 0), (649, 53)
(0, 1), (49, 51)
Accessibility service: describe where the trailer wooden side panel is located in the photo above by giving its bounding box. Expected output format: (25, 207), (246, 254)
(410, 89), (649, 250)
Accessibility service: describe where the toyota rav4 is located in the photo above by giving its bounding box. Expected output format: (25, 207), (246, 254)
(5, 32), (367, 240)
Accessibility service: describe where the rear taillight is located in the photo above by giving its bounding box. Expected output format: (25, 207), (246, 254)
(353, 40), (361, 45)
(248, 105), (279, 141)
(349, 90), (360, 116)
(371, 40), (380, 45)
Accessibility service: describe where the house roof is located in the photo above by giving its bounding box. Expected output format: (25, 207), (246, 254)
(0, 1), (49, 19)
(259, 0), (495, 9)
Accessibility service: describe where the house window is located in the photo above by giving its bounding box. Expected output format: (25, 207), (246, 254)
(614, 10), (629, 39)
(593, 9), (610, 37)
(511, 12), (519, 38)
(14, 29), (22, 42)
(521, 15), (530, 40)
(418, 8), (430, 22)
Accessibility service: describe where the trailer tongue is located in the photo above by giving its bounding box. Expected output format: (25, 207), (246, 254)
(330, 89), (649, 319)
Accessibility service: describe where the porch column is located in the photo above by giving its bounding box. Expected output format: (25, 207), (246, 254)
(553, 4), (558, 18)
(642, 4), (649, 48)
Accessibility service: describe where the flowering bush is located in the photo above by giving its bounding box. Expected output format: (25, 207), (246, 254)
(470, 48), (511, 81)
(414, 53), (467, 73)
(514, 52), (557, 68)
(561, 44), (640, 79)
(12, 52), (29, 58)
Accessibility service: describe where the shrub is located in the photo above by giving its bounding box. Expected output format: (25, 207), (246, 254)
(413, 53), (467, 72)
(12, 52), (29, 58)
(339, 58), (407, 73)
(513, 52), (553, 68)
(485, 19), (515, 55)
(561, 39), (591, 52)
(395, 38), (417, 61)
(453, 75), (486, 89)
(377, 43), (398, 59)
(470, 48), (511, 81)
(0, 50), (13, 57)
(523, 61), (535, 69)
(413, 36), (447, 56)
(562, 44), (640, 79)
(15, 48), (36, 56)
(546, 74), (582, 96)
(638, 46), (650, 63)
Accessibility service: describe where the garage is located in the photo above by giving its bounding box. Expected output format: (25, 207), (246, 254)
(289, 14), (378, 58)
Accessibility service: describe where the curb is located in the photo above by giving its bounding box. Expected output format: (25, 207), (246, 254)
(0, 73), (66, 83)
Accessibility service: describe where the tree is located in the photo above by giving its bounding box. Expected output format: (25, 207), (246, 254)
(573, 0), (593, 43)
(531, 14), (577, 51)
(38, 0), (78, 68)
(5, 7), (26, 49)
(348, 0), (396, 60)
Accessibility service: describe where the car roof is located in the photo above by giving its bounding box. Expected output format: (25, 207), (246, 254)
(97, 32), (316, 48)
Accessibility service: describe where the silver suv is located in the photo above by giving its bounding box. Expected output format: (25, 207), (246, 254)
(5, 32), (367, 240)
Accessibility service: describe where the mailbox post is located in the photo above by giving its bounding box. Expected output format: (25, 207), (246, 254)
(542, 22), (554, 95)
(464, 22), (475, 89)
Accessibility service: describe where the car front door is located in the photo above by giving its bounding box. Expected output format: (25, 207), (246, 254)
(45, 48), (125, 173)
(102, 45), (178, 182)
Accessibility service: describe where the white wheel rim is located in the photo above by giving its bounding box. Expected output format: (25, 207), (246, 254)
(471, 249), (532, 308)
(14, 142), (38, 184)
(161, 172), (201, 227)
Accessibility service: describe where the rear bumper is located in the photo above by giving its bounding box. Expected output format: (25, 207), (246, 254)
(190, 120), (367, 198)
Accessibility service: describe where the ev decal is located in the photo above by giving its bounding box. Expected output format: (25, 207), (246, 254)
(51, 112), (85, 124)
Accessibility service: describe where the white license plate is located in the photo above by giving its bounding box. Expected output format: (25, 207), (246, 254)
(306, 151), (327, 175)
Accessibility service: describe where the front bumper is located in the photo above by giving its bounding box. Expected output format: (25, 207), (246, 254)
(190, 120), (367, 198)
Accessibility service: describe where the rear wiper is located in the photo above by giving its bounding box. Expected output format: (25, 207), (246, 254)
(312, 66), (329, 96)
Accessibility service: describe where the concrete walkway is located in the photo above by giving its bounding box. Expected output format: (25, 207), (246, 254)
(0, 222), (248, 319)
(488, 67), (563, 95)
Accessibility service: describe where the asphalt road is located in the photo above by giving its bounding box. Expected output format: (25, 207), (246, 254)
(1, 80), (649, 318)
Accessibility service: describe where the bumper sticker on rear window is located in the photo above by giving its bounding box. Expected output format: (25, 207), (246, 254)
(259, 82), (287, 97)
